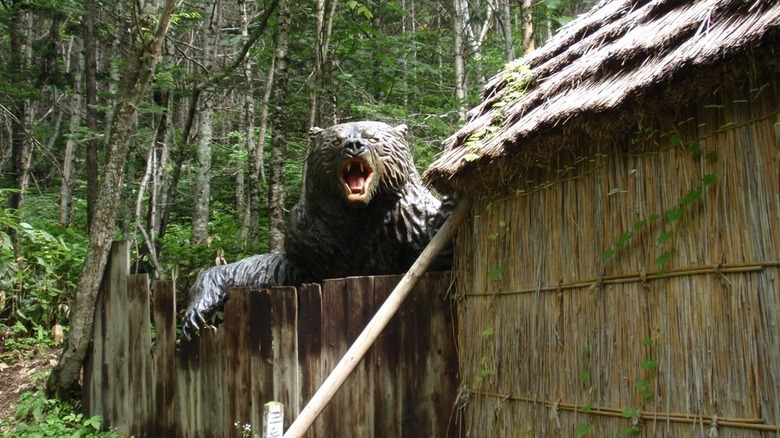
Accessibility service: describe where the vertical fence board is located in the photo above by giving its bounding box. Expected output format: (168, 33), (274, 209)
(177, 332), (199, 437)
(249, 290), (269, 436)
(251, 289), (274, 437)
(152, 280), (177, 436)
(86, 241), (131, 433)
(297, 283), (323, 438)
(205, 328), (227, 435)
(425, 272), (459, 437)
(399, 274), (431, 438)
(127, 274), (153, 437)
(270, 287), (299, 430)
(346, 276), (376, 437)
(372, 275), (403, 438)
(86, 256), (459, 437)
(318, 278), (348, 437)
(225, 288), (253, 437)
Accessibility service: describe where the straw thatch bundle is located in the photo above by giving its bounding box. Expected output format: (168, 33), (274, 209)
(424, 0), (780, 436)
(423, 0), (780, 194)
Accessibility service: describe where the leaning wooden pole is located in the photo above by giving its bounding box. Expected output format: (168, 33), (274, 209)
(283, 196), (472, 438)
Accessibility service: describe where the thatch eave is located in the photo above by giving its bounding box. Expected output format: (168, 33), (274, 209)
(423, 0), (780, 195)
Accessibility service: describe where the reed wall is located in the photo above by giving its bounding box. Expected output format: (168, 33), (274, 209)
(453, 76), (780, 436)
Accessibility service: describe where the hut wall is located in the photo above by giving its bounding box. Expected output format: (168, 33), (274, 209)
(454, 76), (779, 436)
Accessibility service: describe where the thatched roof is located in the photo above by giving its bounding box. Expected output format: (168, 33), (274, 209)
(423, 0), (780, 194)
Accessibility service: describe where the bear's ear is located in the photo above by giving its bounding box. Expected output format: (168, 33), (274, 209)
(308, 127), (323, 138)
(393, 124), (408, 136)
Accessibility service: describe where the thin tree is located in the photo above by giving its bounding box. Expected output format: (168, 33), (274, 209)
(267, 0), (291, 252)
(191, 0), (220, 244)
(83, 0), (100, 228)
(251, 58), (274, 245)
(522, 0), (535, 54)
(500, 0), (516, 61)
(238, 0), (256, 240)
(59, 39), (84, 226)
(458, 0), (494, 86)
(6, 0), (33, 215)
(452, 0), (468, 120)
(47, 0), (178, 399)
(300, 0), (337, 203)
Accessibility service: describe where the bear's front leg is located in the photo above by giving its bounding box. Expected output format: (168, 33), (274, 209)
(181, 252), (295, 339)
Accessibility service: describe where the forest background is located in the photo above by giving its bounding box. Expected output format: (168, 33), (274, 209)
(0, 0), (592, 433)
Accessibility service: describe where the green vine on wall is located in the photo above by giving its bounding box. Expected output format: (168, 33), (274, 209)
(601, 133), (718, 274)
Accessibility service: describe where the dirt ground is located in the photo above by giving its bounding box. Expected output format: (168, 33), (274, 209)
(0, 344), (60, 434)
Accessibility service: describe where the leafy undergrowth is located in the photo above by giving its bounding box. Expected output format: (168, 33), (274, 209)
(0, 342), (123, 437)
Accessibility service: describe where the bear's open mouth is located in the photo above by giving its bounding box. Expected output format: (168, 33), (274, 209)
(340, 158), (374, 202)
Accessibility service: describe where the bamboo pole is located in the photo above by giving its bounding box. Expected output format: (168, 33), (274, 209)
(283, 196), (473, 438)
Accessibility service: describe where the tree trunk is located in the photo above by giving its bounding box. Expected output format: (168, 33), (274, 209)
(60, 40), (84, 226)
(267, 0), (291, 252)
(238, 0), (255, 241)
(191, 1), (221, 244)
(452, 0), (467, 121)
(134, 90), (170, 278)
(83, 0), (99, 229)
(159, 90), (201, 241)
(46, 0), (177, 400)
(460, 0), (493, 87)
(251, 60), (274, 246)
(522, 0), (535, 54)
(500, 0), (516, 61)
(148, 91), (171, 250)
(6, 2), (31, 215)
(191, 99), (213, 244)
(302, 0), (337, 203)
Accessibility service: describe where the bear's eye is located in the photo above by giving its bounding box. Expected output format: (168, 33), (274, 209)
(333, 131), (348, 146)
(368, 137), (379, 144)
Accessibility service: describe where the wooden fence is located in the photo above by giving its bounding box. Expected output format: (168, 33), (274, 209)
(83, 241), (460, 437)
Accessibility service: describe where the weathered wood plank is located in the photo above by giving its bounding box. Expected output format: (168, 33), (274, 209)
(270, 287), (299, 430)
(225, 287), (253, 438)
(87, 267), (459, 437)
(177, 332), (200, 437)
(319, 278), (348, 437)
(399, 274), (428, 438)
(423, 272), (459, 437)
(207, 327), (227, 436)
(94, 241), (130, 433)
(151, 280), (177, 436)
(127, 274), (153, 437)
(345, 275), (375, 437)
(297, 283), (323, 438)
(372, 274), (403, 438)
(252, 288), (274, 437)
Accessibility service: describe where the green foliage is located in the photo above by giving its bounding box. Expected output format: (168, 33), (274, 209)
(157, 207), (261, 297)
(345, 0), (373, 20)
(476, 356), (491, 383)
(600, 133), (719, 272)
(0, 195), (86, 350)
(575, 422), (591, 436)
(5, 390), (121, 437)
(488, 266), (503, 281)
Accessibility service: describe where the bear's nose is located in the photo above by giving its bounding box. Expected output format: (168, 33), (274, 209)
(344, 139), (367, 157)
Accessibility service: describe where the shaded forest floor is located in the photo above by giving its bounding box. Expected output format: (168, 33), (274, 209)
(0, 345), (59, 434)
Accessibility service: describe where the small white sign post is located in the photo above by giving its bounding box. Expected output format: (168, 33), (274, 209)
(263, 401), (285, 438)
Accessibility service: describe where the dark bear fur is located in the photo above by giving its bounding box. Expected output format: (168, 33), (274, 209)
(182, 121), (453, 336)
